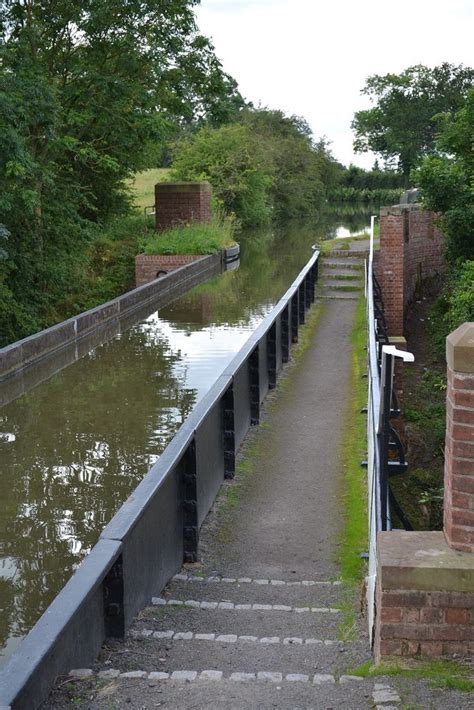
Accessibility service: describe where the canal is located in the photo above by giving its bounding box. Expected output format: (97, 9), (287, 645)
(0, 208), (372, 665)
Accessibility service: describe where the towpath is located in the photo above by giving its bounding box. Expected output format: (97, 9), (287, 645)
(46, 246), (472, 709)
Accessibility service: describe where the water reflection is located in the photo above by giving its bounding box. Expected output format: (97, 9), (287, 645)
(0, 210), (368, 665)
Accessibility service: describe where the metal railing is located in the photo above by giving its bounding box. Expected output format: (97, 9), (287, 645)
(365, 217), (414, 643)
(0, 250), (319, 710)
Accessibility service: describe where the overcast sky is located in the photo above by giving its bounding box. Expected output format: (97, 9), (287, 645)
(195, 0), (473, 168)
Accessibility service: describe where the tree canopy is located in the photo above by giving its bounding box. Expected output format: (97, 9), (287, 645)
(0, 0), (244, 344)
(416, 88), (474, 261)
(171, 109), (340, 226)
(352, 63), (474, 177)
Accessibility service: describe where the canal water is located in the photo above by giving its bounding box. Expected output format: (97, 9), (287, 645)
(0, 209), (372, 665)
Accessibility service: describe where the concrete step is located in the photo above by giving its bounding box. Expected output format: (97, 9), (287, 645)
(143, 602), (342, 639)
(161, 575), (344, 608)
(110, 631), (368, 676)
(319, 280), (363, 291)
(53, 671), (384, 709)
(329, 249), (369, 258)
(316, 293), (360, 301)
(319, 269), (363, 280)
(321, 259), (364, 270)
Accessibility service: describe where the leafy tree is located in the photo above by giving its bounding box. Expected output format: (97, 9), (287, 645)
(172, 109), (339, 225)
(0, 0), (244, 345)
(416, 89), (474, 261)
(171, 123), (274, 226)
(352, 63), (474, 177)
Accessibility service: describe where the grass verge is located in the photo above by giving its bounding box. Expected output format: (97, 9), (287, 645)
(336, 294), (369, 638)
(346, 658), (474, 693)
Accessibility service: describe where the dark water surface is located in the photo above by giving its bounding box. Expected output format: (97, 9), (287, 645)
(0, 213), (367, 665)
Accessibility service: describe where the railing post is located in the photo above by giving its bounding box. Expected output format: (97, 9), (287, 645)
(291, 293), (299, 343)
(182, 440), (198, 562)
(281, 304), (290, 363)
(103, 555), (125, 638)
(267, 322), (277, 389)
(223, 384), (235, 479)
(298, 282), (305, 324)
(249, 345), (260, 425)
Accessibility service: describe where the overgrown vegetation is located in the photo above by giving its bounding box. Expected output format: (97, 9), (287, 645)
(347, 658), (474, 693)
(416, 88), (474, 351)
(329, 163), (405, 203)
(336, 295), (368, 638)
(141, 212), (236, 256)
(171, 109), (340, 226)
(0, 0), (245, 346)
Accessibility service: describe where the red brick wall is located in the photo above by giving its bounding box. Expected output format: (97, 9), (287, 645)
(376, 205), (446, 336)
(444, 366), (474, 553)
(375, 583), (474, 660)
(155, 182), (212, 232)
(135, 254), (205, 288)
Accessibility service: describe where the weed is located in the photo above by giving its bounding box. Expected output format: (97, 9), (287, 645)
(347, 658), (474, 693)
(336, 295), (368, 638)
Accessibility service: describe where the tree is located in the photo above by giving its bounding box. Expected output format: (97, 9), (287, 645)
(0, 0), (244, 344)
(171, 109), (339, 225)
(171, 123), (274, 226)
(352, 63), (474, 178)
(416, 89), (474, 261)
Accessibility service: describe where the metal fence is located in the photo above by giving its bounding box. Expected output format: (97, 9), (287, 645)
(365, 218), (414, 643)
(0, 251), (319, 710)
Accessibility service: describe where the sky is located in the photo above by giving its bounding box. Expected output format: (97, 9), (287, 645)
(195, 0), (474, 168)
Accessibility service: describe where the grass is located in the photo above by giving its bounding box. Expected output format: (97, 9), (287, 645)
(346, 658), (474, 693)
(140, 212), (237, 256)
(128, 168), (172, 209)
(335, 294), (369, 639)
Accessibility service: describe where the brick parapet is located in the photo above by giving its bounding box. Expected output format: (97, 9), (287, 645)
(154, 182), (212, 232)
(135, 254), (205, 288)
(377, 205), (446, 336)
(444, 323), (474, 553)
(374, 532), (474, 662)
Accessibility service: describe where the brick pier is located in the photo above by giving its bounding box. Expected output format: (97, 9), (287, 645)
(375, 322), (474, 661)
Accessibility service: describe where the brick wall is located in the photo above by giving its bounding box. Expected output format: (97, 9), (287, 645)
(155, 182), (212, 232)
(135, 254), (206, 288)
(374, 531), (474, 662)
(375, 584), (474, 659)
(376, 205), (446, 336)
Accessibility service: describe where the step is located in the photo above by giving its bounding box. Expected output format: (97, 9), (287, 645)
(329, 249), (369, 258)
(322, 259), (364, 270)
(106, 631), (369, 676)
(144, 602), (343, 639)
(316, 293), (360, 301)
(319, 280), (363, 291)
(319, 269), (363, 280)
(50, 671), (387, 709)
(161, 575), (344, 607)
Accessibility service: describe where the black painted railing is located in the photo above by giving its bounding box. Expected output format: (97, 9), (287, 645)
(0, 250), (319, 710)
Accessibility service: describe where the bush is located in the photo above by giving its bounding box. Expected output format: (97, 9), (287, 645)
(171, 124), (273, 227)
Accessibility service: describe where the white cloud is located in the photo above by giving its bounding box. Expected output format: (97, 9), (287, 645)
(196, 0), (474, 167)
